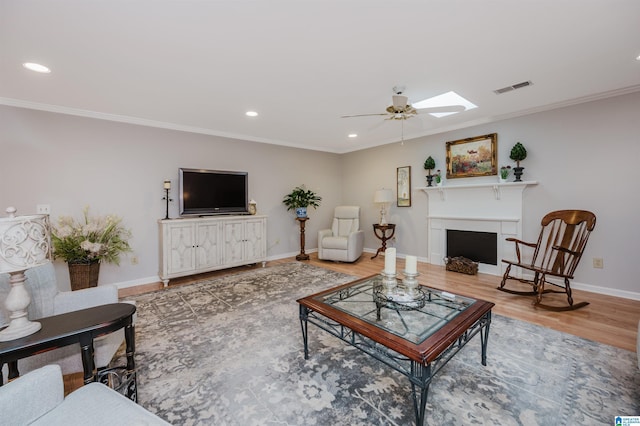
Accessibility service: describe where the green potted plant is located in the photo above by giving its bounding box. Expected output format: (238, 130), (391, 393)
(282, 185), (322, 218)
(423, 156), (436, 187)
(434, 169), (442, 186)
(499, 165), (511, 182)
(509, 142), (527, 181)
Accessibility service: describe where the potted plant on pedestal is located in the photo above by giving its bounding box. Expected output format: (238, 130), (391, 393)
(282, 185), (322, 218)
(509, 142), (527, 181)
(423, 156), (436, 187)
(51, 207), (132, 290)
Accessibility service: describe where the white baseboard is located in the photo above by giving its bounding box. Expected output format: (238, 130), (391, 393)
(115, 275), (161, 290)
(519, 273), (640, 301)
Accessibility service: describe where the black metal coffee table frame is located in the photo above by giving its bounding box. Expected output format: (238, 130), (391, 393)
(298, 276), (493, 426)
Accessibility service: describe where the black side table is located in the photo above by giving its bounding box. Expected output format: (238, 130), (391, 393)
(372, 223), (396, 259)
(0, 303), (137, 401)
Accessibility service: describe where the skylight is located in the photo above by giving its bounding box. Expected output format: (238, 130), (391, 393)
(412, 91), (477, 118)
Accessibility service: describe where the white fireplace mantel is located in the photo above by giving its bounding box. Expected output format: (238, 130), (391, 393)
(417, 180), (537, 275)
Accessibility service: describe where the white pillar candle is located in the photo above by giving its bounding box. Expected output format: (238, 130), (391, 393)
(405, 255), (417, 274)
(164, 180), (171, 189)
(384, 247), (396, 274)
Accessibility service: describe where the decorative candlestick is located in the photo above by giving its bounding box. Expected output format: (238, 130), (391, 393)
(402, 271), (420, 297)
(162, 180), (172, 220)
(380, 271), (398, 296)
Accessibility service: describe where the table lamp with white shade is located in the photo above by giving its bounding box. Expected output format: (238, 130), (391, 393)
(374, 188), (394, 225)
(0, 207), (52, 341)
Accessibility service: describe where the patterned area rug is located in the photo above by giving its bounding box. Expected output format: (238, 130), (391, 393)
(119, 263), (639, 425)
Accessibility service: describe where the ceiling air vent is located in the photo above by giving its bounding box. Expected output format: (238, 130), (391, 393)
(494, 80), (533, 95)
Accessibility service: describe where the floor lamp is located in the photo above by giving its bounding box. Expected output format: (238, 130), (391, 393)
(0, 207), (52, 342)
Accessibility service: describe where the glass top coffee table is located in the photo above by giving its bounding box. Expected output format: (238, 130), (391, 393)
(297, 274), (494, 426)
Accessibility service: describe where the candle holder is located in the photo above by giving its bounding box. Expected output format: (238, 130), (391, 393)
(162, 180), (173, 220)
(402, 271), (420, 297)
(380, 271), (398, 296)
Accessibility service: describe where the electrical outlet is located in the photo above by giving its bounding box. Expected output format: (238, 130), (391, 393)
(592, 257), (603, 269)
(131, 256), (139, 265)
(36, 204), (50, 214)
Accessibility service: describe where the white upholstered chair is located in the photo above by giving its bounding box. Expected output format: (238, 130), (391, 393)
(318, 206), (365, 263)
(0, 364), (170, 425)
(0, 263), (125, 377)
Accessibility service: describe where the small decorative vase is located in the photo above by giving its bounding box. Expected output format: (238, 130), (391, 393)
(436, 180), (443, 187)
(68, 259), (100, 291)
(513, 167), (524, 182)
(499, 177), (507, 183)
(295, 207), (307, 218)
(426, 175), (434, 187)
(248, 200), (257, 215)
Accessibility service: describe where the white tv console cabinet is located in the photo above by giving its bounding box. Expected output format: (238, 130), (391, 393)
(158, 215), (267, 287)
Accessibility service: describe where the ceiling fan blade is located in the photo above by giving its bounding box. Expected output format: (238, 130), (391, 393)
(415, 105), (466, 114)
(341, 113), (389, 118)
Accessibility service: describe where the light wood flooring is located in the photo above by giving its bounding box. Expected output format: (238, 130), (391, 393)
(65, 253), (639, 395)
(120, 253), (640, 353)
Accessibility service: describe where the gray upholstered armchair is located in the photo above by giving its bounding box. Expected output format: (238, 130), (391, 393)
(0, 263), (125, 377)
(0, 364), (169, 425)
(318, 206), (365, 263)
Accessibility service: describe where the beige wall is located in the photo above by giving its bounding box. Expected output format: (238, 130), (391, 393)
(1, 105), (342, 289)
(342, 91), (640, 298)
(2, 91), (639, 298)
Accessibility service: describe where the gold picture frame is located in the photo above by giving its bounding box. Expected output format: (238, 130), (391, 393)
(397, 166), (411, 207)
(446, 133), (497, 178)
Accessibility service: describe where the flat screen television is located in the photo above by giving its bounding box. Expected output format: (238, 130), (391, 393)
(179, 168), (249, 216)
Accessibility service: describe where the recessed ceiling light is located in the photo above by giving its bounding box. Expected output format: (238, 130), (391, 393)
(245, 111), (258, 117)
(23, 62), (51, 73)
(348, 133), (358, 138)
(636, 54), (640, 61)
(412, 91), (477, 118)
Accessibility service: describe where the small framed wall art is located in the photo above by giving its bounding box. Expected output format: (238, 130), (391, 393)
(446, 133), (497, 178)
(397, 166), (411, 207)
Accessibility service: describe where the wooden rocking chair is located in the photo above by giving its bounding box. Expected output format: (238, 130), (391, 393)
(498, 210), (596, 311)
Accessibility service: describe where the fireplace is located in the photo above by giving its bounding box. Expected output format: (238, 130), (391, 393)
(420, 181), (537, 276)
(446, 230), (497, 265)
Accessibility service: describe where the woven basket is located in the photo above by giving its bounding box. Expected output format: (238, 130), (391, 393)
(68, 260), (101, 291)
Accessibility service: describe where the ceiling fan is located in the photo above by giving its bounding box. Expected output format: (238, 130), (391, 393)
(341, 86), (465, 120)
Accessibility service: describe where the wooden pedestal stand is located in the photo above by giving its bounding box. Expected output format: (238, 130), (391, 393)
(295, 217), (310, 261)
(371, 223), (396, 259)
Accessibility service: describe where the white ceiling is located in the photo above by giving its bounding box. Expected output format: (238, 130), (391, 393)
(2, 0), (639, 153)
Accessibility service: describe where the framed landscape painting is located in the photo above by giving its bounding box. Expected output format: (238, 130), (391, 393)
(446, 133), (497, 178)
(397, 166), (411, 207)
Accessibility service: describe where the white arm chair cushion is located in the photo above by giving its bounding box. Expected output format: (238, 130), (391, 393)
(318, 206), (365, 263)
(0, 364), (170, 426)
(0, 263), (125, 376)
(0, 364), (64, 425)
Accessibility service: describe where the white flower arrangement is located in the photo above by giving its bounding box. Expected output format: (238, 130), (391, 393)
(52, 207), (132, 265)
